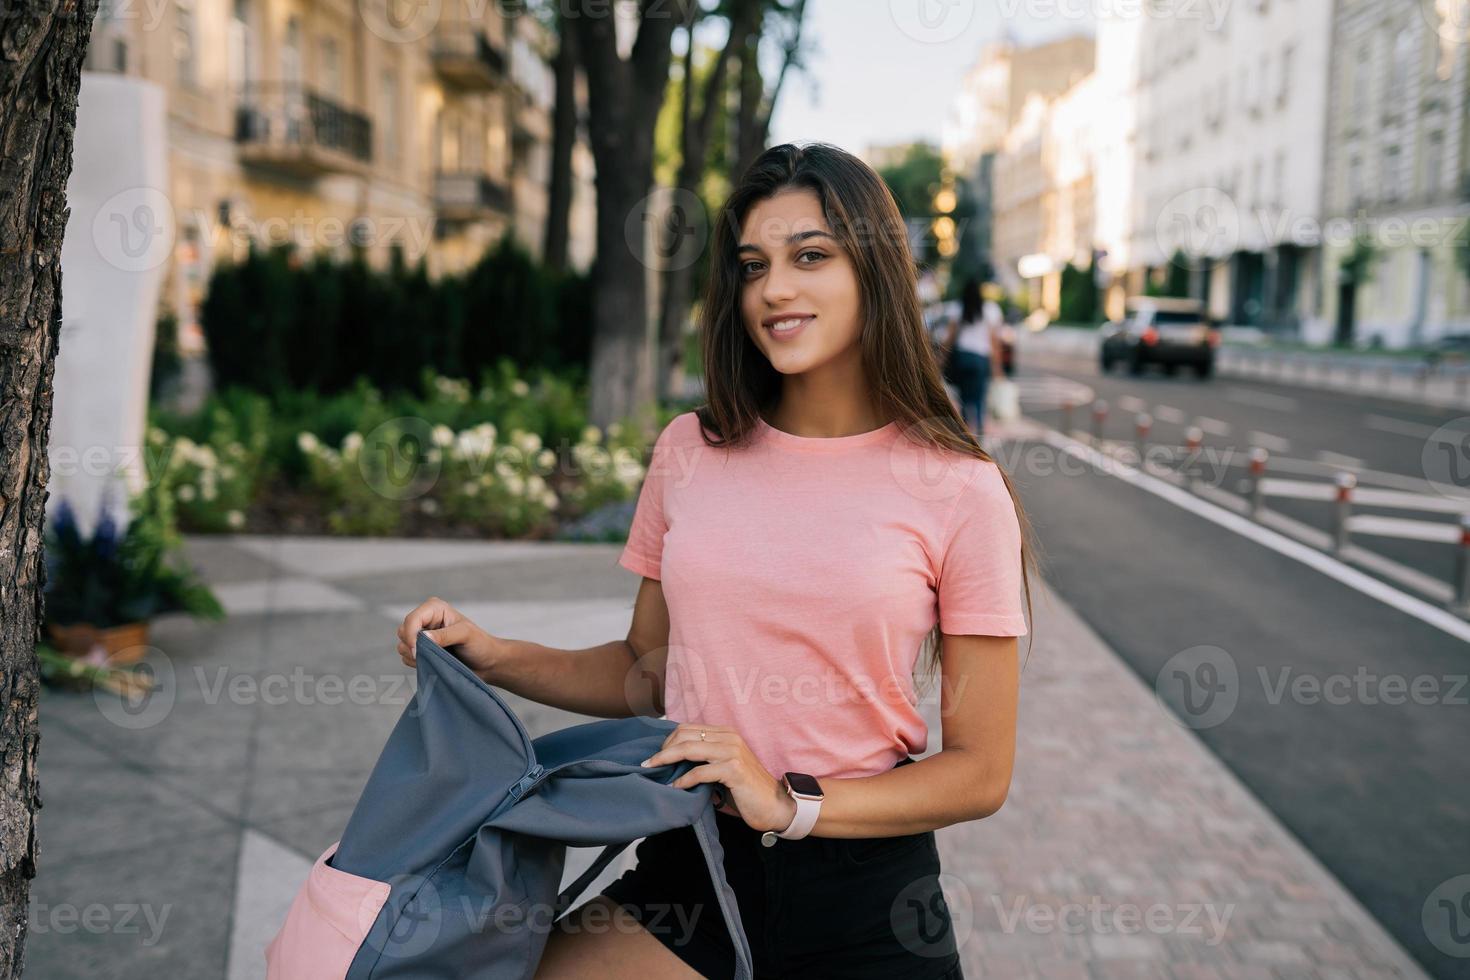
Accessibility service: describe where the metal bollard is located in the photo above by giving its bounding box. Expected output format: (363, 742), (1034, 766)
(1455, 515), (1470, 616)
(1332, 472), (1356, 554)
(1091, 399), (1108, 444)
(1183, 425), (1203, 477)
(1135, 412), (1152, 457)
(1249, 447), (1269, 518)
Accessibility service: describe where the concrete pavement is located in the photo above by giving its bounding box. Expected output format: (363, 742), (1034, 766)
(29, 532), (1429, 979)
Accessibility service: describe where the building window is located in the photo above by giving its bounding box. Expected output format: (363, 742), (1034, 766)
(229, 0), (253, 93)
(1278, 43), (1293, 109)
(1389, 27), (1416, 119)
(1351, 41), (1371, 122)
(1425, 131), (1444, 200)
(320, 36), (341, 99)
(380, 68), (399, 168)
(174, 0), (198, 88)
(1383, 145), (1402, 201)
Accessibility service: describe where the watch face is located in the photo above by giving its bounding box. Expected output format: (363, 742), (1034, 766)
(784, 771), (822, 798)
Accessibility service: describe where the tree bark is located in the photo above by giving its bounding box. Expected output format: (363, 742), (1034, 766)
(543, 3), (580, 274)
(732, 0), (807, 181)
(654, 0), (759, 404)
(0, 0), (97, 974)
(572, 0), (692, 431)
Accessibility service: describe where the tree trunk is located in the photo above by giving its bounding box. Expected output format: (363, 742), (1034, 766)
(655, 0), (759, 404)
(572, 0), (691, 432)
(733, 0), (807, 181)
(0, 0), (97, 974)
(543, 5), (579, 275)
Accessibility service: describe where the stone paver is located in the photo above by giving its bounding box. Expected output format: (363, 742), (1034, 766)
(26, 533), (1429, 979)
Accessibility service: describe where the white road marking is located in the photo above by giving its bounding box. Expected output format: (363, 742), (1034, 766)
(1363, 413), (1470, 442)
(1153, 404), (1187, 424)
(1249, 431), (1293, 453)
(1225, 387), (1299, 412)
(1363, 414), (1440, 439)
(1317, 449), (1366, 469)
(1118, 395), (1149, 414)
(1036, 425), (1470, 644)
(1194, 415), (1232, 436)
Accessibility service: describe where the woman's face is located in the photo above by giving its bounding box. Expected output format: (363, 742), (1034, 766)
(738, 188), (863, 376)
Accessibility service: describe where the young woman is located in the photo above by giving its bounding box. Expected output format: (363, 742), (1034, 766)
(395, 142), (1039, 979)
(943, 278), (1006, 437)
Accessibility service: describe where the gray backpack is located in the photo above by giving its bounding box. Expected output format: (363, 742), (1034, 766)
(265, 629), (754, 979)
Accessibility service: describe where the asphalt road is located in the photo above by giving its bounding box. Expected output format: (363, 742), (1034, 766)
(1000, 354), (1470, 980)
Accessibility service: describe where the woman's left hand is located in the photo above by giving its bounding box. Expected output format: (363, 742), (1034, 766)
(641, 723), (796, 833)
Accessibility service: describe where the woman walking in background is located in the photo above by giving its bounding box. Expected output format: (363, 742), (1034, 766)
(945, 279), (1005, 438)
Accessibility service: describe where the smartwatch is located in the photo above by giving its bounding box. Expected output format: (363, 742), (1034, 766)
(760, 772), (823, 847)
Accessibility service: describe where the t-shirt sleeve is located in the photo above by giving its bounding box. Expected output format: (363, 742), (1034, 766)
(618, 419), (678, 580)
(936, 462), (1029, 636)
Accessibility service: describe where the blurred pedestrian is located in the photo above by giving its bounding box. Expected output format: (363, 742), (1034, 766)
(944, 278), (1006, 436)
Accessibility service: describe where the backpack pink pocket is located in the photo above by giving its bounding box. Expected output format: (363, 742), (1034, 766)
(265, 841), (392, 980)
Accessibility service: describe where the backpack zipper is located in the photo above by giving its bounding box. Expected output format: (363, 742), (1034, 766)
(508, 763), (545, 803)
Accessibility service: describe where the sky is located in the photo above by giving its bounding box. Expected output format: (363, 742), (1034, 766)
(765, 0), (1095, 156)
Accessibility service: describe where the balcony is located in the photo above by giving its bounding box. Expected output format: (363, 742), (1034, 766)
(432, 23), (506, 91)
(235, 82), (373, 177)
(434, 171), (513, 223)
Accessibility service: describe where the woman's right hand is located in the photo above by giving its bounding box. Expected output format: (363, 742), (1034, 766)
(396, 596), (501, 680)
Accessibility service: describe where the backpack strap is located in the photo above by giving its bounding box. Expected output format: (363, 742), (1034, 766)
(550, 807), (754, 980)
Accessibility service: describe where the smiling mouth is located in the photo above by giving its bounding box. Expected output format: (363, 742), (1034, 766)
(765, 316), (814, 334)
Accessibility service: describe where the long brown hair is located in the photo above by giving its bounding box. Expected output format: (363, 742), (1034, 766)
(688, 141), (1043, 693)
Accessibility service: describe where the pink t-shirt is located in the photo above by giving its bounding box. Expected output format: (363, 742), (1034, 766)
(618, 410), (1028, 781)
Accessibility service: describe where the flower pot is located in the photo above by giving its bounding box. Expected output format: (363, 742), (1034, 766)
(46, 621), (151, 666)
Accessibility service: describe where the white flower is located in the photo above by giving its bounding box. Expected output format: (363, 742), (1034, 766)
(505, 473), (525, 495)
(512, 430), (541, 454)
(511, 379), (530, 397)
(581, 425), (602, 445)
(607, 422), (623, 438)
(226, 509), (245, 529)
(220, 464), (236, 480)
(432, 424), (454, 448)
(342, 432), (364, 455)
(420, 498), (440, 514)
(177, 484), (197, 502)
(536, 449), (555, 471)
(297, 432), (321, 455)
(461, 481), (480, 496)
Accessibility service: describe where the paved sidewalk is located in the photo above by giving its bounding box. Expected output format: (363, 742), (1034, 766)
(29, 534), (1428, 979)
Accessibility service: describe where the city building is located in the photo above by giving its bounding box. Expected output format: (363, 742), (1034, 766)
(1318, 0), (1470, 348)
(84, 0), (596, 350)
(1130, 0), (1334, 334)
(942, 34), (1094, 298)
